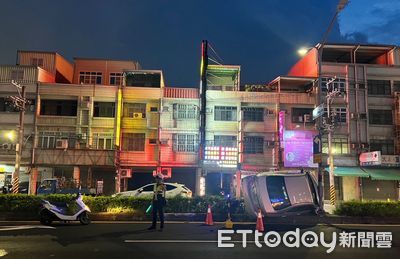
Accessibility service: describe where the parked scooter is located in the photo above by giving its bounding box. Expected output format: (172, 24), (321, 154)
(39, 193), (91, 225)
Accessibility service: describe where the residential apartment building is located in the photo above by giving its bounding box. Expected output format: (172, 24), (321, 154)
(288, 43), (400, 201)
(0, 44), (399, 201)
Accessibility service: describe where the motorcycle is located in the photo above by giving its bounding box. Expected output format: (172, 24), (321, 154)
(39, 193), (91, 225)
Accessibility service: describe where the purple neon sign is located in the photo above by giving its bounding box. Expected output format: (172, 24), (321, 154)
(283, 130), (318, 168)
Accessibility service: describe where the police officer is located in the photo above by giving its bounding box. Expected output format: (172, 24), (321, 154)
(148, 174), (166, 231)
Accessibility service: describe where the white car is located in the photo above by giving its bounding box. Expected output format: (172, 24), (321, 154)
(242, 170), (319, 216)
(114, 183), (193, 198)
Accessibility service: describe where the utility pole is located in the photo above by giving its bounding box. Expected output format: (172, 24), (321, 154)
(7, 80), (29, 194)
(199, 40), (208, 167)
(316, 0), (349, 208)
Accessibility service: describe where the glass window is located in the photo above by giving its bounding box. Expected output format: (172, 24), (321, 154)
(94, 102), (115, 117)
(369, 109), (393, 125)
(124, 103), (146, 118)
(122, 133), (145, 151)
(292, 108), (313, 123)
(173, 134), (198, 152)
(324, 107), (347, 124)
(368, 80), (391, 95)
(243, 136), (264, 154)
(166, 184), (177, 191)
(370, 140), (394, 155)
(40, 100), (78, 116)
(242, 107), (264, 122)
(214, 106), (237, 121)
(79, 71), (102, 84)
(142, 184), (154, 192)
(321, 78), (346, 92)
(214, 135), (237, 147)
(93, 134), (114, 150)
(266, 176), (291, 211)
(322, 137), (348, 154)
(173, 104), (197, 119)
(109, 72), (123, 86)
(394, 81), (400, 92)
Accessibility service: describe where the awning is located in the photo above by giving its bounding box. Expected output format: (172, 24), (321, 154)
(361, 168), (400, 181)
(325, 167), (370, 177)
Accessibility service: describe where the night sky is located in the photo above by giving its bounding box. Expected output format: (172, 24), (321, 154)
(0, 0), (399, 87)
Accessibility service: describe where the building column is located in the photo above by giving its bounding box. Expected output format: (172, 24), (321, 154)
(235, 170), (241, 198)
(195, 167), (204, 196)
(29, 167), (39, 195)
(73, 166), (80, 188)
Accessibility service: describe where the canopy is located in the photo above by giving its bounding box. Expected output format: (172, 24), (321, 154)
(361, 168), (400, 181)
(325, 167), (370, 177)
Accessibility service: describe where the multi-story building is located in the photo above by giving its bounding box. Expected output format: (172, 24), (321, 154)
(0, 43), (399, 201)
(288, 43), (400, 201)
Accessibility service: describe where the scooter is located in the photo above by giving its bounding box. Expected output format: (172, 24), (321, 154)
(39, 193), (91, 225)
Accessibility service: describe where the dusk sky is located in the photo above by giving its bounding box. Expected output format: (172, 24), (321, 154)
(0, 0), (399, 87)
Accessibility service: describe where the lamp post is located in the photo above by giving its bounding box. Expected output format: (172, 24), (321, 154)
(6, 80), (30, 194)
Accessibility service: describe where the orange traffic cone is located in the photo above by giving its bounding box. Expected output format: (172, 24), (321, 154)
(256, 208), (264, 232)
(205, 205), (214, 225)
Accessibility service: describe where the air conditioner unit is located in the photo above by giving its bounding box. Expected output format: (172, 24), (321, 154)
(120, 169), (132, 178)
(132, 112), (145, 119)
(162, 106), (169, 112)
(56, 139), (68, 149)
(160, 139), (169, 145)
(81, 101), (90, 109)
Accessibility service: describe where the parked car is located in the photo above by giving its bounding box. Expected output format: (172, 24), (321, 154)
(241, 170), (319, 216)
(114, 183), (193, 198)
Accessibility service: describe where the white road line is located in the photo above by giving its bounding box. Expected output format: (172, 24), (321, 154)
(0, 225), (55, 231)
(124, 240), (255, 243)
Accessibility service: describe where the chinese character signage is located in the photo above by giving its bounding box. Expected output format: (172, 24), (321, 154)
(204, 146), (238, 168)
(283, 130), (317, 168)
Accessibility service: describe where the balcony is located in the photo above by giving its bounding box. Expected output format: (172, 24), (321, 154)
(37, 116), (77, 126)
(34, 148), (114, 166)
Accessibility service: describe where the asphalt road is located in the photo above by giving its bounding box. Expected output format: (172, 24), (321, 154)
(0, 221), (399, 259)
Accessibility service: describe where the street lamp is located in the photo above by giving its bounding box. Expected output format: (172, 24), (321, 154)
(5, 131), (15, 141)
(297, 47), (310, 57)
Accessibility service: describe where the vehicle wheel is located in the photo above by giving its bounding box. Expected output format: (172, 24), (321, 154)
(40, 210), (53, 225)
(79, 212), (91, 225)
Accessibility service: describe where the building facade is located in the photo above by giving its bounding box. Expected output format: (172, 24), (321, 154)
(0, 44), (399, 201)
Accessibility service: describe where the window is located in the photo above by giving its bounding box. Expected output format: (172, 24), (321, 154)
(394, 81), (400, 92)
(93, 134), (114, 150)
(109, 72), (123, 86)
(10, 70), (24, 80)
(292, 108), (313, 123)
(40, 100), (77, 116)
(173, 134), (198, 152)
(79, 71), (102, 84)
(369, 109), (393, 125)
(125, 72), (161, 88)
(322, 137), (348, 154)
(368, 80), (391, 95)
(166, 184), (177, 191)
(321, 78), (346, 92)
(38, 135), (56, 149)
(266, 176), (291, 211)
(214, 135), (237, 147)
(122, 133), (145, 151)
(324, 107), (347, 124)
(93, 102), (115, 117)
(370, 140), (394, 155)
(150, 107), (158, 112)
(149, 139), (157, 144)
(244, 136), (264, 154)
(214, 106), (237, 121)
(173, 104), (197, 119)
(242, 107), (264, 122)
(124, 103), (146, 118)
(30, 58), (43, 67)
(142, 184), (154, 192)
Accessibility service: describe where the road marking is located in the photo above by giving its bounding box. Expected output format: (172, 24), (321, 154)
(0, 225), (55, 231)
(124, 240), (255, 243)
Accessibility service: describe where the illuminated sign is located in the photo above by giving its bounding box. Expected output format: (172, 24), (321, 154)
(359, 151), (381, 166)
(279, 111), (285, 147)
(204, 146), (238, 168)
(283, 130), (317, 168)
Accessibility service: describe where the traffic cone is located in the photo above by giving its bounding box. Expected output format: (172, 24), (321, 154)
(256, 209), (264, 232)
(205, 204), (214, 225)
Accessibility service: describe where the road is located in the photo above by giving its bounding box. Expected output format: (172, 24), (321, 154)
(0, 221), (399, 259)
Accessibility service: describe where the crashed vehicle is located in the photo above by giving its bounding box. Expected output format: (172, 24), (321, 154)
(241, 170), (320, 216)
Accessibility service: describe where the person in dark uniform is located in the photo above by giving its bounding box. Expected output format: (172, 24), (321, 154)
(148, 174), (166, 231)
